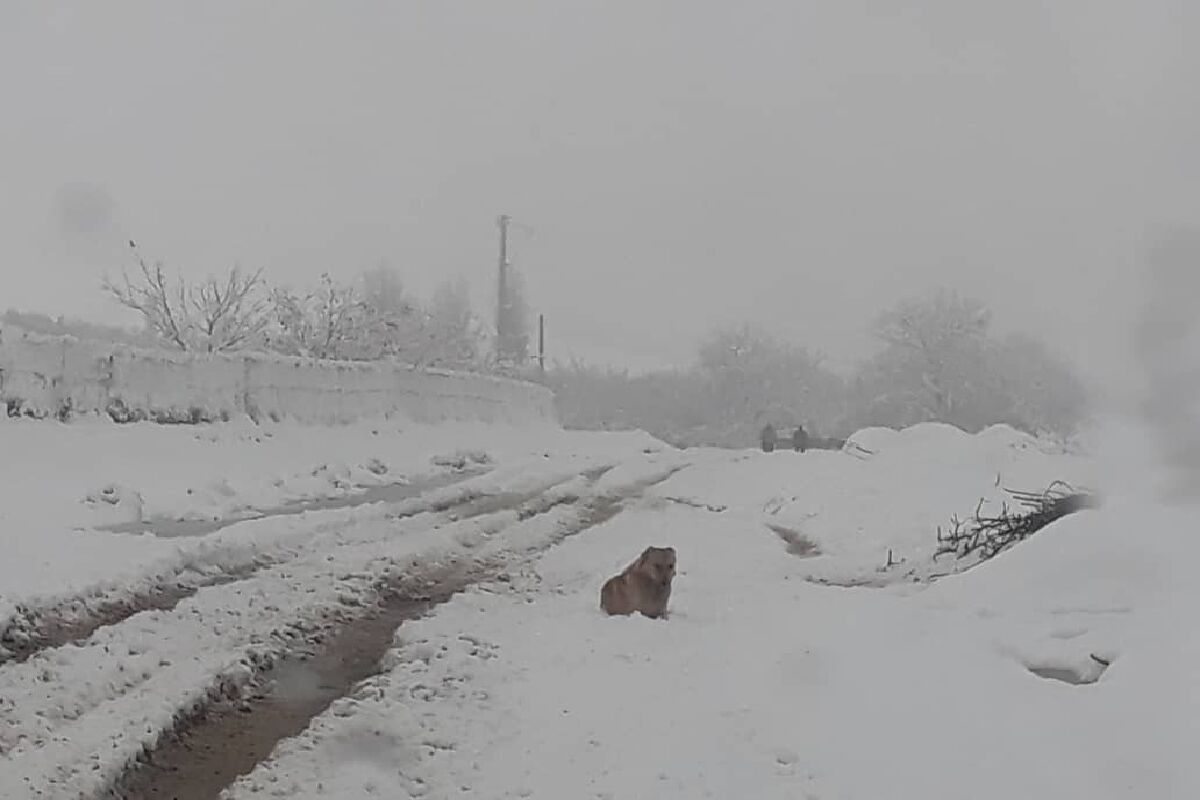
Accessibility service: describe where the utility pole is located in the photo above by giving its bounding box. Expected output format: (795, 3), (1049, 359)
(538, 313), (545, 376)
(496, 214), (510, 362)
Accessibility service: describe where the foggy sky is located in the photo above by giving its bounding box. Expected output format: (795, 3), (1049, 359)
(2, 1), (1197, 388)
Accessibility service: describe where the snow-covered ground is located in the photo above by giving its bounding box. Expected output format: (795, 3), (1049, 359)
(0, 415), (663, 629)
(223, 421), (1194, 800)
(651, 422), (1097, 585)
(0, 432), (692, 798)
(1, 415), (1193, 798)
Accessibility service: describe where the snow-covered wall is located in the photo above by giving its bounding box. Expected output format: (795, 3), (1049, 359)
(0, 325), (556, 425)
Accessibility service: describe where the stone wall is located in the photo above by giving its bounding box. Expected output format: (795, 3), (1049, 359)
(0, 325), (556, 425)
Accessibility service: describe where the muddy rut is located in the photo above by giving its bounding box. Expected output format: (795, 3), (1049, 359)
(0, 470), (590, 667)
(103, 566), (475, 800)
(0, 569), (254, 666)
(105, 491), (631, 800)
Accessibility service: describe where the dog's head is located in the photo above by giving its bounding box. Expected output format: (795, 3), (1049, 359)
(639, 546), (677, 586)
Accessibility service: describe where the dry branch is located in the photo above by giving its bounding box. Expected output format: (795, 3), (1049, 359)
(934, 481), (1100, 564)
(103, 242), (268, 352)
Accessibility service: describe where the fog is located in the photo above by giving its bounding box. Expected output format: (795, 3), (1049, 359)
(3, 6), (1200, 795)
(2, 1), (1198, 391)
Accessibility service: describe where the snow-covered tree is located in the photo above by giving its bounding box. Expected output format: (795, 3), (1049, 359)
(263, 267), (492, 368)
(847, 290), (1088, 436)
(423, 277), (486, 369)
(992, 333), (1089, 436)
(543, 327), (844, 448)
(868, 289), (992, 424)
(267, 273), (368, 359)
(360, 263), (407, 320)
(358, 264), (430, 363)
(696, 324), (844, 438)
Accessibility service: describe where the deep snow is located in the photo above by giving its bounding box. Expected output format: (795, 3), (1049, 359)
(223, 421), (1194, 800)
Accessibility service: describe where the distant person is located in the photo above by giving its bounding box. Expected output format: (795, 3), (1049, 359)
(792, 425), (809, 453)
(760, 423), (777, 452)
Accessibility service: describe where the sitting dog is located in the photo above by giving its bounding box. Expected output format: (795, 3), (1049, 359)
(599, 546), (676, 619)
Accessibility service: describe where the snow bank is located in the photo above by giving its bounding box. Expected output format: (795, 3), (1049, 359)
(653, 422), (1096, 584)
(0, 323), (555, 425)
(840, 424), (898, 456)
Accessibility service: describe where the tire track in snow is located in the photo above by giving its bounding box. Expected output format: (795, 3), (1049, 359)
(0, 457), (686, 800)
(105, 487), (640, 800)
(0, 467), (611, 666)
(102, 469), (674, 800)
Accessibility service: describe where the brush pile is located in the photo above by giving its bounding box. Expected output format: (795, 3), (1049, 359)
(935, 481), (1101, 564)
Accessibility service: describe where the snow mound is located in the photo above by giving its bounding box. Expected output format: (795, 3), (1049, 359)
(926, 498), (1186, 615)
(891, 420), (971, 449)
(652, 422), (1095, 585)
(841, 425), (900, 456)
(974, 422), (1068, 455)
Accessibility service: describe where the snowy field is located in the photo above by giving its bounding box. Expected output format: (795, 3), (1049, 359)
(224, 421), (1194, 800)
(0, 415), (1194, 798)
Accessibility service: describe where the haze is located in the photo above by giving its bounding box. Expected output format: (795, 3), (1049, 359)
(2, 0), (1197, 388)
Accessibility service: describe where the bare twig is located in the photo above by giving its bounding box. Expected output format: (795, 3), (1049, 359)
(934, 482), (1100, 564)
(103, 243), (269, 352)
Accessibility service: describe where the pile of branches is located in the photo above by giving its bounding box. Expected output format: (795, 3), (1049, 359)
(935, 481), (1101, 564)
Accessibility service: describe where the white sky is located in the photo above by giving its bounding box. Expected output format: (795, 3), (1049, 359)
(1, 1), (1197, 387)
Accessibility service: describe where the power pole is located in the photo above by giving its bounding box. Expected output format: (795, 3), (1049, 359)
(538, 313), (545, 376)
(496, 214), (510, 362)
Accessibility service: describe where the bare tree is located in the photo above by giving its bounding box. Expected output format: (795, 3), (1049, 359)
(188, 267), (270, 352)
(102, 242), (269, 352)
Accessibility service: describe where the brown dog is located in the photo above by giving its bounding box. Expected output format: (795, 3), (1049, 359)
(600, 546), (676, 619)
